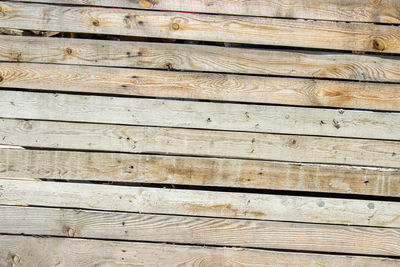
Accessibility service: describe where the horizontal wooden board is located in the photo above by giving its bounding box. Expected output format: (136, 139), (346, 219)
(1, 206), (400, 255)
(1, 118), (399, 167)
(2, 63), (400, 112)
(1, 149), (399, 196)
(1, 2), (400, 53)
(1, 179), (400, 227)
(2, 36), (400, 83)
(1, 90), (400, 140)
(8, 0), (400, 24)
(2, 236), (398, 267)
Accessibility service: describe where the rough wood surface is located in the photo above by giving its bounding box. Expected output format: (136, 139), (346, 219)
(1, 179), (399, 227)
(1, 2), (400, 53)
(2, 63), (400, 111)
(1, 90), (400, 140)
(8, 0), (400, 24)
(1, 118), (399, 167)
(2, 36), (400, 83)
(1, 149), (399, 196)
(2, 235), (398, 267)
(1, 206), (400, 255)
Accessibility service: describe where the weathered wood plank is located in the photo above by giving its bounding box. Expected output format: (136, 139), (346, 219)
(0, 118), (399, 167)
(1, 90), (400, 140)
(2, 236), (398, 267)
(1, 2), (400, 53)
(1, 206), (400, 255)
(2, 36), (400, 83)
(1, 179), (399, 227)
(8, 0), (400, 24)
(1, 149), (399, 196)
(2, 63), (400, 111)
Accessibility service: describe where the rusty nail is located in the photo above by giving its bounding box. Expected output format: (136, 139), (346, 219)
(171, 23), (180, 30)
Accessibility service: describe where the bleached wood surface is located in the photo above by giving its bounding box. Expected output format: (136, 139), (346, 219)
(1, 206), (400, 255)
(1, 179), (399, 227)
(1, 118), (399, 167)
(2, 235), (399, 267)
(1, 148), (399, 196)
(1, 90), (399, 140)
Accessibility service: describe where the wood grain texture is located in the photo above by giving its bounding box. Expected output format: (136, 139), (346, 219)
(2, 236), (398, 267)
(1, 2), (400, 53)
(2, 36), (400, 83)
(1, 148), (399, 196)
(8, 0), (400, 24)
(1, 179), (400, 227)
(1, 118), (399, 168)
(1, 206), (400, 255)
(1, 90), (400, 140)
(2, 63), (400, 111)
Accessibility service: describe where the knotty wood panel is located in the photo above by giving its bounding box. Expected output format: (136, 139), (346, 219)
(1, 2), (400, 53)
(1, 90), (400, 140)
(8, 0), (400, 24)
(0, 179), (399, 227)
(0, 118), (399, 167)
(1, 206), (400, 255)
(2, 63), (400, 111)
(1, 149), (399, 196)
(2, 235), (398, 267)
(2, 36), (400, 83)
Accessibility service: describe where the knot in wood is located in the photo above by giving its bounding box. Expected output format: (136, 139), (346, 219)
(0, 75), (3, 82)
(171, 23), (180, 30)
(13, 255), (20, 264)
(67, 227), (75, 237)
(92, 19), (100, 27)
(65, 47), (73, 55)
(139, 0), (156, 8)
(372, 38), (385, 51)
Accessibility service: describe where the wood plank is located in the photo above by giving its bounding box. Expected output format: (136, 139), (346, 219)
(3, 36), (400, 83)
(1, 148), (399, 196)
(1, 2), (400, 53)
(2, 236), (398, 267)
(1, 90), (400, 140)
(1, 206), (400, 256)
(0, 118), (399, 168)
(8, 0), (400, 24)
(2, 63), (400, 112)
(1, 179), (400, 227)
